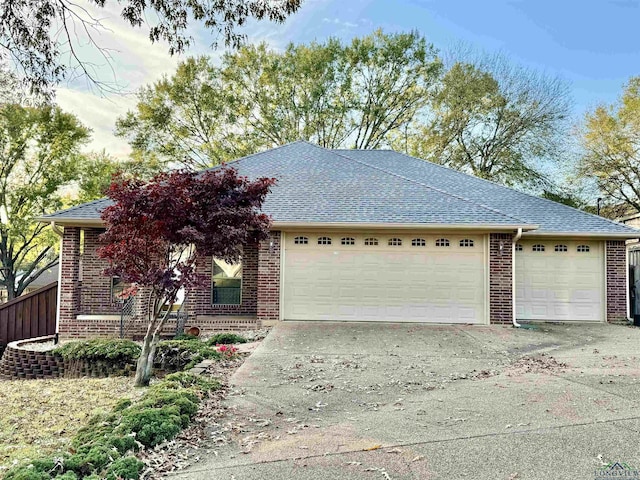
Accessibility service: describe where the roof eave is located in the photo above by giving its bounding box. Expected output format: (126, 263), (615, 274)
(38, 218), (539, 231)
(522, 231), (640, 239)
(36, 217), (105, 227)
(271, 221), (539, 231)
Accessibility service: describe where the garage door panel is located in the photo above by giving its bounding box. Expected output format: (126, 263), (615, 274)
(516, 240), (603, 322)
(283, 233), (486, 323)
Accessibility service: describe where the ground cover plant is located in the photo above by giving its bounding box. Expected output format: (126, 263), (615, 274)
(0, 377), (140, 475)
(3, 372), (219, 479)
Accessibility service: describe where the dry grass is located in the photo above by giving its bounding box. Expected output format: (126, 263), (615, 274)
(0, 377), (143, 473)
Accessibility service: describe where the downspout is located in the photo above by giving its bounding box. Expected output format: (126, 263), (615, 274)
(51, 222), (64, 343)
(512, 228), (523, 328)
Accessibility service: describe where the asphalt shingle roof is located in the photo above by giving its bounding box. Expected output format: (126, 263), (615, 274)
(41, 141), (638, 236)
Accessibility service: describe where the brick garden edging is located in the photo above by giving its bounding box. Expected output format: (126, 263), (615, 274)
(0, 335), (135, 380)
(0, 335), (64, 380)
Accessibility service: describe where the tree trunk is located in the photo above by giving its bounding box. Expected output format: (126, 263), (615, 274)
(134, 331), (161, 387)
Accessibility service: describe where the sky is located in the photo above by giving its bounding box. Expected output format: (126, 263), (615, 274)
(55, 0), (640, 157)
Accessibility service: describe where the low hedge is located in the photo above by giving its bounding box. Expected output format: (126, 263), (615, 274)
(4, 372), (220, 480)
(207, 333), (247, 345)
(55, 339), (141, 363)
(153, 340), (222, 371)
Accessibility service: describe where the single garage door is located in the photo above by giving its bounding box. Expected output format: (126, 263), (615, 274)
(282, 233), (487, 323)
(515, 240), (604, 322)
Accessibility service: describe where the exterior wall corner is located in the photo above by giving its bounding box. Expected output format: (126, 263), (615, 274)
(489, 233), (514, 325)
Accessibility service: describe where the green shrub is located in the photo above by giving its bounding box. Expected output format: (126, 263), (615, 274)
(160, 371), (220, 391)
(55, 339), (141, 362)
(105, 456), (144, 480)
(136, 389), (199, 416)
(64, 444), (119, 476)
(118, 405), (184, 447)
(173, 333), (199, 341)
(154, 340), (221, 371)
(207, 333), (247, 345)
(54, 472), (78, 480)
(3, 467), (52, 480)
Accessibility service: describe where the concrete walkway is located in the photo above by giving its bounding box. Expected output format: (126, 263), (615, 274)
(171, 322), (640, 479)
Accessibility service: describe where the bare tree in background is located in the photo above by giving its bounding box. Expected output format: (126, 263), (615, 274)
(398, 49), (572, 189)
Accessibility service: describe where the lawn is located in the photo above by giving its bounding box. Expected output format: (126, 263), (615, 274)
(0, 377), (143, 473)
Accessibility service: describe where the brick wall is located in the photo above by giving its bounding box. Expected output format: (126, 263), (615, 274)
(257, 231), (281, 324)
(606, 240), (628, 323)
(58, 227), (81, 337)
(79, 228), (120, 316)
(489, 233), (513, 324)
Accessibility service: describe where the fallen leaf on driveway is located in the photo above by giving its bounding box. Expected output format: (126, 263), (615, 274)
(386, 448), (402, 453)
(364, 444), (382, 451)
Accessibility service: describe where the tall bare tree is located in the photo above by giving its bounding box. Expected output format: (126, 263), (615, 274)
(397, 52), (572, 189)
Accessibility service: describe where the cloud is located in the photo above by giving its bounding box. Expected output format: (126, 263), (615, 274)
(322, 17), (359, 28)
(56, 88), (133, 158)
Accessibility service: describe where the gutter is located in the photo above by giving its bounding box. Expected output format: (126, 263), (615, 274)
(512, 227), (523, 328)
(50, 221), (64, 237)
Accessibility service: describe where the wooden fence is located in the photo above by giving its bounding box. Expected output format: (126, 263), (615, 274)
(0, 282), (57, 347)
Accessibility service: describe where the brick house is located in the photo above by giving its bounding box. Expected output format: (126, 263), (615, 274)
(39, 142), (639, 339)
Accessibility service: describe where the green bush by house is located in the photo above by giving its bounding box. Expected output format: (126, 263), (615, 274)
(207, 333), (247, 345)
(55, 339), (141, 363)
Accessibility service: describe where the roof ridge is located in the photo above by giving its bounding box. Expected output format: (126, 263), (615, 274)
(205, 140), (311, 172)
(385, 149), (634, 232)
(330, 149), (532, 226)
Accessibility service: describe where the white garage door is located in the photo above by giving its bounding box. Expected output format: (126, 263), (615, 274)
(515, 240), (604, 322)
(282, 233), (487, 323)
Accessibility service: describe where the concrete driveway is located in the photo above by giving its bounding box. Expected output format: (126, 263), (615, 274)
(173, 322), (640, 479)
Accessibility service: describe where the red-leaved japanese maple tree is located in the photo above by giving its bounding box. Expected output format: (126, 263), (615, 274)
(98, 168), (274, 386)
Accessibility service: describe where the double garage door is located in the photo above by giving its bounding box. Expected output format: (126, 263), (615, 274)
(515, 240), (604, 322)
(282, 233), (606, 324)
(282, 233), (487, 323)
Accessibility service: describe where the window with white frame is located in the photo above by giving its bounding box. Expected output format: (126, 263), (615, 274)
(459, 239), (474, 247)
(212, 258), (242, 305)
(515, 244), (523, 251)
(435, 238), (450, 247)
(341, 237), (355, 245)
(388, 237), (402, 246)
(532, 244), (545, 252)
(554, 244), (568, 252)
(317, 236), (332, 245)
(364, 237), (379, 246)
(577, 245), (591, 253)
(411, 238), (426, 247)
(294, 236), (308, 245)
